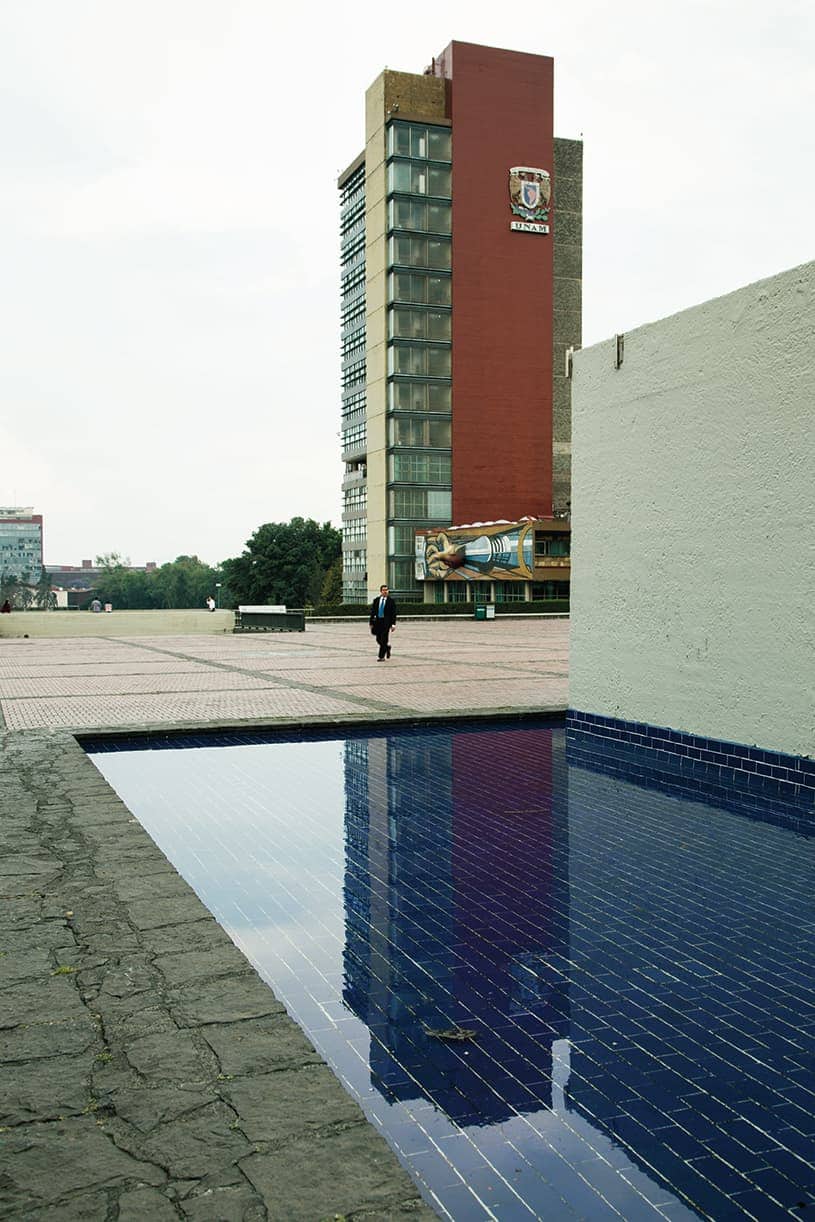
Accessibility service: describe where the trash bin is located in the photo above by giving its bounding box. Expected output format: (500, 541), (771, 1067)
(485, 605), (495, 619)
(474, 605), (486, 620)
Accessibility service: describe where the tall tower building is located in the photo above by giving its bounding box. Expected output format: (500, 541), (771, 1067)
(339, 41), (582, 605)
(0, 506), (43, 584)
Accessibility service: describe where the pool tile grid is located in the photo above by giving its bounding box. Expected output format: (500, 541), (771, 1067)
(90, 721), (815, 1219)
(92, 732), (669, 1219)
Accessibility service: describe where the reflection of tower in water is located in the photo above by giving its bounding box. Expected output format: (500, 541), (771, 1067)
(342, 724), (570, 1126)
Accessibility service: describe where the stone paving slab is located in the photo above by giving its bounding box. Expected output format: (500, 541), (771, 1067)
(0, 675), (286, 698)
(0, 728), (435, 1220)
(0, 662), (214, 678)
(0, 689), (368, 731)
(0, 621), (567, 1218)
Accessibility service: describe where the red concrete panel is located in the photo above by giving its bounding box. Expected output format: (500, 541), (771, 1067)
(435, 43), (554, 522)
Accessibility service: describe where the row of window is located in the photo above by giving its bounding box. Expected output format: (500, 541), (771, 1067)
(343, 551), (367, 574)
(341, 316), (365, 345)
(534, 534), (571, 557)
(390, 270), (450, 307)
(343, 521), (367, 545)
(341, 212), (364, 243)
(342, 359), (366, 390)
(342, 419), (366, 452)
(343, 486), (367, 514)
(342, 178), (364, 206)
(342, 389), (366, 418)
(343, 580), (368, 602)
(389, 380), (450, 413)
(341, 264), (366, 294)
(388, 524), (420, 555)
(389, 416), (450, 448)
(390, 488), (451, 519)
(340, 229), (364, 262)
(340, 204), (364, 238)
(429, 581), (571, 603)
(388, 122), (451, 163)
(388, 343), (450, 378)
(389, 307), (450, 342)
(388, 558), (419, 593)
(389, 234), (450, 271)
(342, 337), (365, 364)
(390, 452), (451, 483)
(387, 160), (451, 199)
(389, 197), (451, 235)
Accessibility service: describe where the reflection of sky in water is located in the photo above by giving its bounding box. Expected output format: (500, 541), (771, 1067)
(89, 723), (815, 1221)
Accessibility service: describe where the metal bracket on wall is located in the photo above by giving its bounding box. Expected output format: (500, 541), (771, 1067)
(614, 333), (625, 369)
(565, 346), (574, 379)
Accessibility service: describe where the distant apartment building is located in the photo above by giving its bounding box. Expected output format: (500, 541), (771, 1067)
(0, 507), (43, 583)
(338, 41), (582, 603)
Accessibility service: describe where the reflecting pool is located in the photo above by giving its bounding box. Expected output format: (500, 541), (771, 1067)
(87, 721), (815, 1220)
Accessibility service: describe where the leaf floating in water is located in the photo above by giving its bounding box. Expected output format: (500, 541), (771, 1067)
(423, 1025), (478, 1042)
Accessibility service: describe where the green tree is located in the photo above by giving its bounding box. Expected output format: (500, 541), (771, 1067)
(94, 554), (133, 609)
(222, 518), (341, 608)
(0, 573), (20, 608)
(34, 569), (56, 610)
(320, 556), (344, 606)
(152, 556), (221, 609)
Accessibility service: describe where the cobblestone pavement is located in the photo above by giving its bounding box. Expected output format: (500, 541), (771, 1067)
(0, 619), (567, 1219)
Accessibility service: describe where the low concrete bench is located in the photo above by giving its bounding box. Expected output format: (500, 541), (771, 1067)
(233, 605), (305, 632)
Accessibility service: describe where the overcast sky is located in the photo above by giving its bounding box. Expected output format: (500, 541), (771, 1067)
(1, 1), (812, 567)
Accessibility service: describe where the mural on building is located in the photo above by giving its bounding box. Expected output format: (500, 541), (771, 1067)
(415, 520), (535, 581)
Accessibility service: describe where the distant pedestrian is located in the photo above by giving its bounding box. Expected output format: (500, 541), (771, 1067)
(369, 584), (397, 661)
(1, 599), (10, 613)
(206, 595), (216, 612)
(90, 598), (102, 613)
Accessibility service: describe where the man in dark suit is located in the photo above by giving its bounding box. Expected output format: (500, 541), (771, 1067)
(369, 584), (397, 661)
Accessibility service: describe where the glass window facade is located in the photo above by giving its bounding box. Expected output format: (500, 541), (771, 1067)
(390, 489), (452, 519)
(389, 307), (451, 342)
(387, 344), (451, 378)
(534, 531), (571, 557)
(384, 119), (453, 598)
(389, 382), (451, 412)
(390, 453), (451, 483)
(389, 271), (451, 307)
(389, 235), (451, 270)
(388, 199), (451, 235)
(531, 581), (570, 600)
(389, 417), (451, 448)
(0, 517), (43, 582)
(340, 162), (368, 603)
(495, 581), (526, 602)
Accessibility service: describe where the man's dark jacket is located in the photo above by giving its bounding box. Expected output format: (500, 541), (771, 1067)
(369, 594), (397, 630)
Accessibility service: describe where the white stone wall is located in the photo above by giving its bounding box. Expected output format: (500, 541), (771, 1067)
(570, 261), (815, 758)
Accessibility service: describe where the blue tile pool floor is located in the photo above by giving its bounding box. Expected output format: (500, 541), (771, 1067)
(87, 721), (815, 1220)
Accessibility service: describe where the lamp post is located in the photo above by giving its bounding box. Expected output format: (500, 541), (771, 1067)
(215, 582), (222, 609)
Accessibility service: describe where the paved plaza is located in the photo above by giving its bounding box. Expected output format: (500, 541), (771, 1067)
(0, 618), (569, 733)
(0, 619), (566, 1220)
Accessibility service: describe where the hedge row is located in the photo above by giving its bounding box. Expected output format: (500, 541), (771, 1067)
(306, 600), (569, 617)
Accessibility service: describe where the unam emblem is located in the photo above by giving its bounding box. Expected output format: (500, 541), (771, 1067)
(509, 166), (551, 221)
